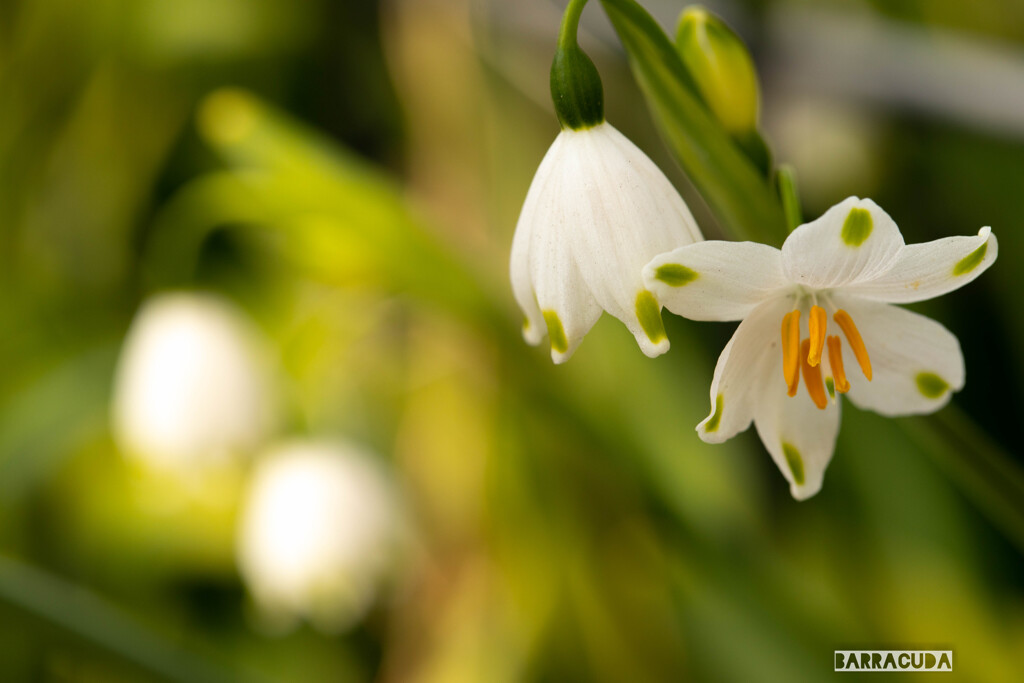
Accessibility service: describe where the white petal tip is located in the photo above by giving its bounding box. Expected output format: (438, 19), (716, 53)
(978, 226), (992, 238)
(640, 262), (662, 291)
(522, 325), (544, 346)
(637, 337), (670, 359)
(550, 349), (575, 365)
(789, 482), (822, 501)
(697, 428), (727, 445)
(696, 415), (731, 444)
(628, 289), (672, 359)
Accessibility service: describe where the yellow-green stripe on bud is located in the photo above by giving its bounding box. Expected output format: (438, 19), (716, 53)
(676, 7), (760, 136)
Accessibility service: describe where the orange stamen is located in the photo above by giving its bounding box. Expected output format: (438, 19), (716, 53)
(799, 338), (828, 410)
(833, 309), (872, 381)
(781, 310), (801, 397)
(807, 305), (827, 367)
(826, 335), (850, 393)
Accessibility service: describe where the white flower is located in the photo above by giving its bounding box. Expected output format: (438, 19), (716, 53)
(112, 293), (277, 470)
(645, 197), (997, 500)
(236, 440), (405, 633)
(510, 121), (703, 363)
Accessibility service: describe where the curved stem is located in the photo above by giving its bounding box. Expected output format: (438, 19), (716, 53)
(558, 0), (590, 50)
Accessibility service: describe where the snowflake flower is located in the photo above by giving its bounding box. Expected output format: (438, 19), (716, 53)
(237, 440), (406, 632)
(511, 121), (703, 362)
(645, 197), (997, 499)
(112, 293), (277, 470)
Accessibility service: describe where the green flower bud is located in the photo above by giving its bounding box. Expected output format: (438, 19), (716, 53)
(551, 46), (604, 130)
(550, 0), (604, 130)
(676, 7), (760, 137)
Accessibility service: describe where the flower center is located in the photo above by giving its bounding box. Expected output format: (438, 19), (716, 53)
(780, 303), (872, 409)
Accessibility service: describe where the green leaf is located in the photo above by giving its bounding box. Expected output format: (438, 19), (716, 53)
(167, 89), (501, 327)
(0, 554), (275, 683)
(600, 0), (787, 245)
(0, 344), (117, 502)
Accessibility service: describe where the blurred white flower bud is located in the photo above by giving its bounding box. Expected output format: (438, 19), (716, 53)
(112, 293), (277, 470)
(236, 440), (406, 633)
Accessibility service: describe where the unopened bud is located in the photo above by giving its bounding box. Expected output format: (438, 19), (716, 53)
(676, 7), (760, 137)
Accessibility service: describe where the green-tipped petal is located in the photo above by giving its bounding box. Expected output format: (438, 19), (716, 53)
(835, 297), (964, 416)
(645, 241), (787, 322)
(510, 123), (700, 363)
(845, 227), (997, 304)
(782, 197), (905, 289)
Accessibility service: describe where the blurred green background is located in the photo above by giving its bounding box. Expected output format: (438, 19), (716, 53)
(0, 0), (1022, 680)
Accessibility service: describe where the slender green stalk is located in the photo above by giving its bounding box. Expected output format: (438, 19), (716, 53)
(776, 164), (802, 232)
(558, 0), (589, 49)
(902, 407), (1024, 556)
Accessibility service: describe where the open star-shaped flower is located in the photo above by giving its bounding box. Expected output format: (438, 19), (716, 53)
(510, 121), (703, 363)
(644, 197), (997, 499)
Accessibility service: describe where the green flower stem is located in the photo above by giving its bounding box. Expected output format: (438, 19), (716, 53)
(558, 0), (589, 50)
(0, 554), (272, 683)
(777, 164), (803, 232)
(903, 406), (1024, 555)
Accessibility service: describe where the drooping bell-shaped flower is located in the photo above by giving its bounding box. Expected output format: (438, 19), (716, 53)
(645, 197), (997, 499)
(111, 293), (278, 470)
(510, 0), (702, 363)
(236, 440), (406, 633)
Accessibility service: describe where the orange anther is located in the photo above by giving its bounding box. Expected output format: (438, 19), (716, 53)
(800, 338), (828, 410)
(807, 305), (827, 367)
(833, 309), (872, 381)
(826, 335), (850, 393)
(781, 310), (801, 396)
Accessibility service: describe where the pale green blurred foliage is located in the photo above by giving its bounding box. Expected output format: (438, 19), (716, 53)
(0, 0), (1022, 681)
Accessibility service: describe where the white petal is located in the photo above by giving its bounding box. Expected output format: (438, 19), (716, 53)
(510, 131), (564, 348)
(509, 214), (544, 346)
(530, 224), (603, 364)
(749, 331), (841, 500)
(509, 122), (703, 360)
(511, 131), (602, 361)
(752, 374), (841, 501)
(843, 227), (997, 304)
(697, 297), (792, 444)
(569, 123), (702, 356)
(834, 297), (965, 416)
(644, 241), (788, 322)
(782, 197), (904, 289)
